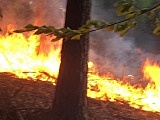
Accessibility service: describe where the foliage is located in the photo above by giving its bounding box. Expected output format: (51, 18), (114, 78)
(153, 18), (160, 35)
(14, 1), (160, 41)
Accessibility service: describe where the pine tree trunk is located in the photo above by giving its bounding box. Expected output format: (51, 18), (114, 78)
(52, 0), (91, 120)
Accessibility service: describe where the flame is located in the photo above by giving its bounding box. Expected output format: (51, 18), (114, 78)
(0, 24), (61, 83)
(87, 57), (160, 112)
(1, 25), (160, 113)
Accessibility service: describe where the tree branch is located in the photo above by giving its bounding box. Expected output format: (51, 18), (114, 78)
(89, 3), (160, 33)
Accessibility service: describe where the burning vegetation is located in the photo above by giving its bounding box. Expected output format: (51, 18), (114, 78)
(0, 25), (160, 114)
(0, 0), (160, 119)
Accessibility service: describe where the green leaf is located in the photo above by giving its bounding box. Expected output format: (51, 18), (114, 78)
(13, 29), (27, 33)
(126, 12), (136, 18)
(58, 28), (70, 34)
(114, 25), (122, 32)
(113, 0), (126, 7)
(114, 24), (127, 32)
(153, 26), (160, 35)
(148, 10), (155, 19)
(80, 24), (90, 29)
(116, 2), (134, 16)
(156, 18), (160, 24)
(119, 29), (129, 36)
(51, 36), (62, 42)
(86, 20), (107, 29)
(34, 28), (52, 35)
(47, 26), (56, 31)
(130, 21), (137, 28)
(86, 20), (95, 26)
(14, 24), (39, 33)
(25, 24), (38, 30)
(121, 3), (133, 13)
(106, 25), (114, 31)
(71, 35), (81, 40)
(140, 8), (149, 14)
(157, 5), (160, 9)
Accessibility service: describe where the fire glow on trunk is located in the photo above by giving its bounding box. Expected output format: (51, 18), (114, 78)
(0, 25), (160, 113)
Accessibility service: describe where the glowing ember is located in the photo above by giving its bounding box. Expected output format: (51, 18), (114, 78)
(1, 25), (160, 113)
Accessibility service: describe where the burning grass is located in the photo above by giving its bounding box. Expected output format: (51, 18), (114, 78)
(0, 73), (160, 120)
(1, 25), (160, 119)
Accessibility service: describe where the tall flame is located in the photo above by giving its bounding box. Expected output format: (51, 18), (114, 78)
(0, 24), (61, 83)
(1, 25), (160, 113)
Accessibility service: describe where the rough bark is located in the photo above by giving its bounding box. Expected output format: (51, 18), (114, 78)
(51, 0), (91, 120)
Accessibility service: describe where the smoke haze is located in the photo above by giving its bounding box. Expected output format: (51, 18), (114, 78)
(0, 0), (66, 31)
(90, 0), (160, 80)
(0, 0), (160, 80)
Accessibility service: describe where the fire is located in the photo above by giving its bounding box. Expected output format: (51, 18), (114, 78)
(0, 24), (61, 83)
(87, 58), (160, 112)
(1, 25), (160, 113)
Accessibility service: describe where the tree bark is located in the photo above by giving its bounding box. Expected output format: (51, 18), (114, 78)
(52, 0), (91, 120)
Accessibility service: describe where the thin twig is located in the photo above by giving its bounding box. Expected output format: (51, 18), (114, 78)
(88, 3), (160, 33)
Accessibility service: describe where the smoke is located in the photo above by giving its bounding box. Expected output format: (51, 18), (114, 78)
(89, 0), (160, 80)
(0, 0), (159, 80)
(89, 31), (160, 79)
(0, 0), (66, 31)
(0, 0), (66, 55)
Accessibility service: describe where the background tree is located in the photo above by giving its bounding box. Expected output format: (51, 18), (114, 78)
(51, 0), (91, 120)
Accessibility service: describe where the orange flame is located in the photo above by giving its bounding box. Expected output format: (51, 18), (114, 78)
(0, 25), (61, 83)
(87, 56), (160, 112)
(1, 25), (160, 113)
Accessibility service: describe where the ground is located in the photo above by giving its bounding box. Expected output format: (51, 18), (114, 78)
(0, 72), (160, 120)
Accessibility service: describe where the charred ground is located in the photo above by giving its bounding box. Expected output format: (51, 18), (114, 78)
(0, 72), (160, 120)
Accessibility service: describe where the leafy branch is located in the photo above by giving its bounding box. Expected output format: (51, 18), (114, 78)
(14, 1), (160, 41)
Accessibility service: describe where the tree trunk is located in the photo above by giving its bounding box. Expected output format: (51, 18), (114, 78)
(52, 0), (91, 120)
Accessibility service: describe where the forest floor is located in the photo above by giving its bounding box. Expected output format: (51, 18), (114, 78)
(0, 72), (160, 120)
